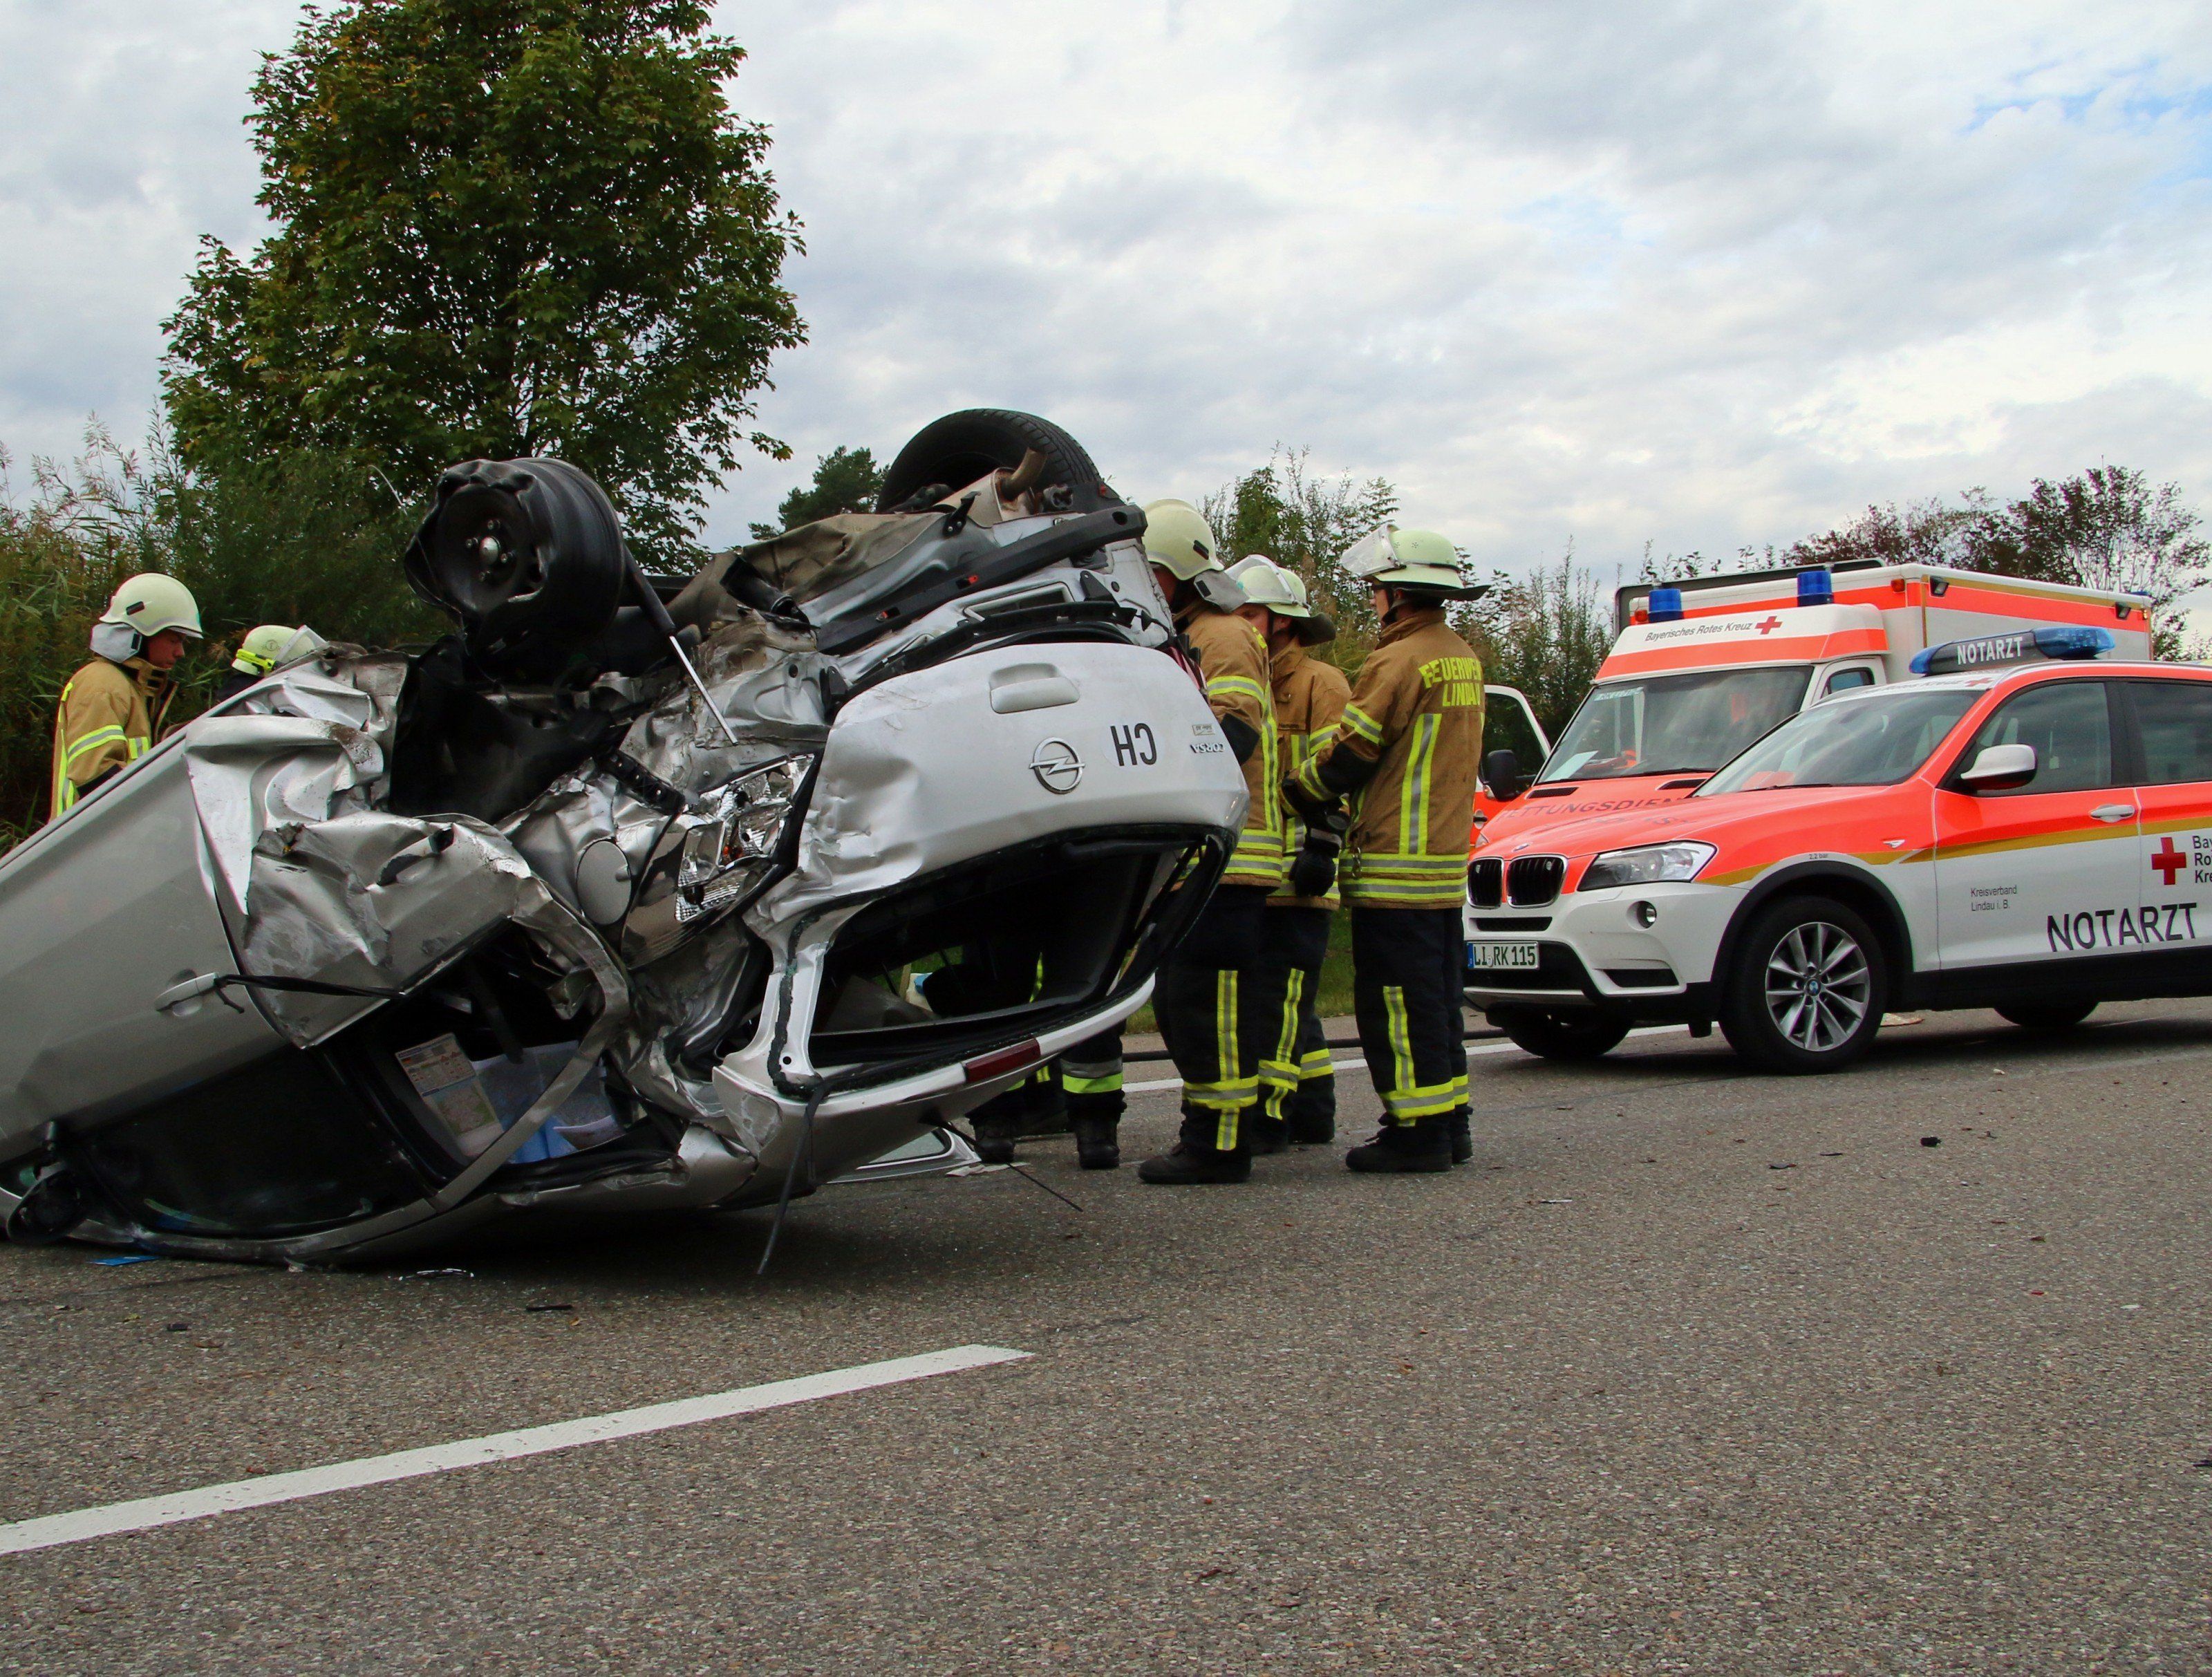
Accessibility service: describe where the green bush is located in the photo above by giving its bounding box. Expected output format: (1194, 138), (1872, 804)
(0, 427), (438, 847)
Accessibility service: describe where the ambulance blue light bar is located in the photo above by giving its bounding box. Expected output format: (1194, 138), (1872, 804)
(1648, 586), (1684, 622)
(1797, 568), (1834, 606)
(1911, 625), (2116, 677)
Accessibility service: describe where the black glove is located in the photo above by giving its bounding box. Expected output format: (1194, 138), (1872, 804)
(1281, 776), (1335, 825)
(1288, 830), (1342, 898)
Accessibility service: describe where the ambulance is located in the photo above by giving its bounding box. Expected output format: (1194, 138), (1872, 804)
(1472, 560), (2154, 837)
(1465, 626), (2212, 1073)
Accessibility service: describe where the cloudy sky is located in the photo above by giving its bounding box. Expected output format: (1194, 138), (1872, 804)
(4, 0), (2211, 587)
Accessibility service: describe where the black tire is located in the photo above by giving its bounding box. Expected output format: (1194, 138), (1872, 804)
(1719, 894), (1888, 1074)
(875, 409), (1121, 516)
(1996, 999), (2097, 1030)
(1490, 1007), (1632, 1062)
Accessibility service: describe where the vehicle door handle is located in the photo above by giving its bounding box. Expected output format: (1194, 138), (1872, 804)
(155, 973), (223, 1015)
(2090, 804), (2136, 823)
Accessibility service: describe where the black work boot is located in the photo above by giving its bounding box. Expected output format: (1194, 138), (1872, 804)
(1344, 1121), (1452, 1174)
(1450, 1108), (1472, 1166)
(971, 1122), (1018, 1165)
(1137, 1142), (1253, 1185)
(1071, 1116), (1121, 1170)
(1248, 1116), (1289, 1155)
(1286, 1105), (1335, 1145)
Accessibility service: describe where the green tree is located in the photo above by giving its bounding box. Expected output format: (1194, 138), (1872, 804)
(162, 0), (804, 564)
(749, 445), (885, 541)
(1965, 467), (2207, 658)
(1204, 449), (1398, 668)
(1460, 550), (1611, 741)
(1786, 467), (2206, 657)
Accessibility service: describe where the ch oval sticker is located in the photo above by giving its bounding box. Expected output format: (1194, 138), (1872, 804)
(1030, 738), (1083, 795)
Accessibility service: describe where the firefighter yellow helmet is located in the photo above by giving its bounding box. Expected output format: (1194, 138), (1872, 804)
(1141, 499), (1223, 580)
(98, 574), (203, 641)
(1141, 499), (1245, 610)
(1339, 525), (1485, 601)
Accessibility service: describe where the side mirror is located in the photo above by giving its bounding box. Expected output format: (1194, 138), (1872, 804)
(1958, 742), (2036, 792)
(1483, 748), (1526, 800)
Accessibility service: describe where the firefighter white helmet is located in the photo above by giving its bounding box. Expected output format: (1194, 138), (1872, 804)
(231, 623), (322, 677)
(98, 574), (203, 640)
(1228, 555), (1335, 646)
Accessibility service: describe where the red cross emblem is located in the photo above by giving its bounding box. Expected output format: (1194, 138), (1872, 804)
(2153, 836), (2187, 886)
(1754, 615), (1783, 635)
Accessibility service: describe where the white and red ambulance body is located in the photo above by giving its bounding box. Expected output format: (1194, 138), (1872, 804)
(1465, 628), (2212, 1073)
(1477, 561), (2153, 840)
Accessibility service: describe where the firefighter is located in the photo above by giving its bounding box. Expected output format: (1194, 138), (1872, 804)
(1228, 555), (1349, 1151)
(1286, 527), (1485, 1172)
(1134, 499), (1284, 1185)
(214, 624), (315, 705)
(49, 573), (202, 822)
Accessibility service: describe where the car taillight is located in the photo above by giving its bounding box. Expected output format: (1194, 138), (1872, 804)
(964, 1040), (1042, 1083)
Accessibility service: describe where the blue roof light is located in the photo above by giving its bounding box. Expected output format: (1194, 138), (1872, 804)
(1648, 586), (1683, 622)
(1911, 624), (2116, 677)
(1797, 568), (1835, 606)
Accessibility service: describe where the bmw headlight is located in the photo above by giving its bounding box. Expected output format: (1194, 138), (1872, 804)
(676, 753), (814, 923)
(1577, 841), (1715, 892)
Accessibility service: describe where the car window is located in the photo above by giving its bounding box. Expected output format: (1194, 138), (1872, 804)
(1963, 681), (2115, 796)
(1698, 688), (1980, 795)
(1824, 666), (1875, 696)
(1481, 692), (1544, 771)
(1540, 665), (1811, 783)
(2128, 680), (2212, 785)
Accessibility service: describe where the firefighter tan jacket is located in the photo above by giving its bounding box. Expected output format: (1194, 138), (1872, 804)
(50, 655), (174, 822)
(1268, 644), (1351, 910)
(1294, 608), (1483, 908)
(1179, 602), (1284, 889)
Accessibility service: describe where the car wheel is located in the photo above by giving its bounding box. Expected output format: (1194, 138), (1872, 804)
(1995, 999), (2097, 1030)
(1490, 1007), (1631, 1061)
(1720, 895), (1888, 1074)
(876, 409), (1121, 516)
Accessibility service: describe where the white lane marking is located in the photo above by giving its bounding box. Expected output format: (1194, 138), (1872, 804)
(1124, 1025), (1692, 1092)
(0, 1344), (1027, 1557)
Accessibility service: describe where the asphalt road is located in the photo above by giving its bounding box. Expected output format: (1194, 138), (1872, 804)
(1, 1000), (2209, 1675)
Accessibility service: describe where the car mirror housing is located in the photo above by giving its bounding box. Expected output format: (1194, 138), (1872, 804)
(1483, 748), (1525, 800)
(1958, 742), (2037, 791)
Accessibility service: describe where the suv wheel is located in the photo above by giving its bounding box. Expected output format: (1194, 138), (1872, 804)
(1995, 999), (2097, 1030)
(1720, 896), (1888, 1074)
(1490, 1008), (1631, 1062)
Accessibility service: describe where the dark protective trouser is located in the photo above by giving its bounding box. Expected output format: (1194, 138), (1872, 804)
(1153, 884), (1271, 1152)
(1350, 906), (1470, 1126)
(1250, 906), (1335, 1130)
(1059, 1026), (1125, 1125)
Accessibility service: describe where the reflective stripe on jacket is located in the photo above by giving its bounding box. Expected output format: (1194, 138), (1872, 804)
(1179, 604), (1284, 889)
(1268, 644), (1351, 909)
(1294, 608), (1483, 908)
(50, 656), (171, 822)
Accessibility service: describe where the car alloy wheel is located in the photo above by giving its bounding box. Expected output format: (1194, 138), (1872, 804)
(1720, 893), (1889, 1074)
(1763, 919), (1872, 1054)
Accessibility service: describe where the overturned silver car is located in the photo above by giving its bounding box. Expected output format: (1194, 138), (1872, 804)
(0, 412), (1244, 1262)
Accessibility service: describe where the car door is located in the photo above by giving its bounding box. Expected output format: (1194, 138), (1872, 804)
(2122, 677), (2212, 953)
(1933, 678), (2136, 970)
(0, 729), (283, 1143)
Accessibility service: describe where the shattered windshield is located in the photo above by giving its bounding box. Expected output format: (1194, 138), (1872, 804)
(1538, 666), (1811, 783)
(1698, 687), (1980, 795)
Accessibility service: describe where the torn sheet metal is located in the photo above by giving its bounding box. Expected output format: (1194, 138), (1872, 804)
(0, 415), (1244, 1264)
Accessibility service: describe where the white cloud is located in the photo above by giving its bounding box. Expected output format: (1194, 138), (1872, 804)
(3, 0), (2209, 592)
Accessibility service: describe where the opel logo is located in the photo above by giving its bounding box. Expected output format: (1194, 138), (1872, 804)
(1030, 738), (1082, 795)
